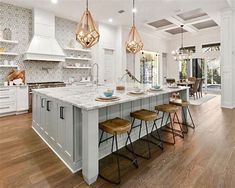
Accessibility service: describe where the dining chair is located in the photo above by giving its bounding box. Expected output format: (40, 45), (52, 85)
(166, 78), (176, 84)
(190, 78), (201, 99)
(188, 77), (196, 82)
(197, 78), (204, 98)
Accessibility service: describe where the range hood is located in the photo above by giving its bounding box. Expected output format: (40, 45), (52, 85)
(24, 9), (65, 62)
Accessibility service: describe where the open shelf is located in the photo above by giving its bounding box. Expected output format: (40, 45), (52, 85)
(0, 39), (19, 44)
(0, 52), (19, 56)
(63, 47), (91, 53)
(65, 57), (92, 61)
(64, 66), (92, 69)
(0, 65), (18, 68)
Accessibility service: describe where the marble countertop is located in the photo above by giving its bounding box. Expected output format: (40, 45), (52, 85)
(33, 85), (189, 110)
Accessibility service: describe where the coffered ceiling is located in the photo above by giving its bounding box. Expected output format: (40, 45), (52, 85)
(1, 0), (231, 38)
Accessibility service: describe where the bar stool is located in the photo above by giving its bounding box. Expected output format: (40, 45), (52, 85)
(99, 117), (138, 184)
(153, 104), (184, 145)
(126, 109), (163, 160)
(170, 99), (195, 133)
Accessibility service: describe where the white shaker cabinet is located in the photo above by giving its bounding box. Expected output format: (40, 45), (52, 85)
(32, 92), (78, 171)
(0, 86), (29, 117)
(57, 101), (74, 160)
(45, 97), (57, 143)
(16, 86), (29, 113)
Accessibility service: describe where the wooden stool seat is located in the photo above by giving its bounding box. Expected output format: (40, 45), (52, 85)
(155, 104), (179, 113)
(170, 99), (190, 107)
(130, 109), (157, 121)
(99, 117), (131, 135)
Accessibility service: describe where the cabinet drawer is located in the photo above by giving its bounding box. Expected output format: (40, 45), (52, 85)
(0, 102), (16, 114)
(0, 87), (16, 96)
(0, 95), (16, 103)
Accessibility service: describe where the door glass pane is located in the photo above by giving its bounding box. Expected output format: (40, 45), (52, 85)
(140, 51), (159, 84)
(206, 58), (221, 90)
(179, 59), (190, 79)
(192, 58), (204, 78)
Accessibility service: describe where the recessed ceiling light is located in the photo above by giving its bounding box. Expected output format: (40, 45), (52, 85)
(132, 8), (137, 13)
(108, 18), (113, 23)
(51, 0), (58, 4)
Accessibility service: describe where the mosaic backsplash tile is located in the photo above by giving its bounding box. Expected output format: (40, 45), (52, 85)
(0, 2), (92, 83)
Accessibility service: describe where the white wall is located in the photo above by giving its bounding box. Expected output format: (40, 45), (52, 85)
(121, 27), (169, 84)
(167, 27), (221, 80)
(93, 23), (122, 84)
(94, 24), (170, 84)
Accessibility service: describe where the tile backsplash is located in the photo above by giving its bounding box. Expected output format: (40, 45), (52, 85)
(0, 2), (92, 83)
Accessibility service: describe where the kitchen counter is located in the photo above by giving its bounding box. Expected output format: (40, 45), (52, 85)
(33, 85), (189, 110)
(32, 84), (189, 185)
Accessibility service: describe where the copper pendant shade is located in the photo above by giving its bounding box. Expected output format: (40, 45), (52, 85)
(126, 0), (143, 54)
(76, 0), (100, 48)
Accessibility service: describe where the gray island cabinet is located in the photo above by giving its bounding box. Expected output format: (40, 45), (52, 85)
(32, 85), (189, 185)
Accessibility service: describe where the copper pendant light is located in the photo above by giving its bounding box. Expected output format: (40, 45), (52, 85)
(126, 0), (143, 54)
(76, 0), (100, 48)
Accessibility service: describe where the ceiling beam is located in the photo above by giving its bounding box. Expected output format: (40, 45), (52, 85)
(167, 16), (199, 33)
(184, 15), (211, 25)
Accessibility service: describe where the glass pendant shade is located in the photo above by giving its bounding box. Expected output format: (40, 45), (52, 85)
(126, 26), (144, 54)
(76, 8), (100, 48)
(172, 25), (192, 61)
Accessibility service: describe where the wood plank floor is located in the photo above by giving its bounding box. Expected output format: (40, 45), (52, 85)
(1, 96), (235, 188)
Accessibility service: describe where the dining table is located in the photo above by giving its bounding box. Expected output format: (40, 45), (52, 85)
(177, 81), (195, 87)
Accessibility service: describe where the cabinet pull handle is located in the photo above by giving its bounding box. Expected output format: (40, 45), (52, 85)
(0, 106), (10, 110)
(47, 101), (51, 111)
(60, 106), (65, 119)
(41, 98), (45, 108)
(0, 96), (10, 99)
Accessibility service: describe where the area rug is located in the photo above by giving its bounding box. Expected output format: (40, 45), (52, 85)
(189, 94), (217, 106)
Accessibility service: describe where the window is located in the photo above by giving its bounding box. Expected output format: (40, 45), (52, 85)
(179, 59), (190, 79)
(202, 43), (220, 53)
(182, 46), (196, 53)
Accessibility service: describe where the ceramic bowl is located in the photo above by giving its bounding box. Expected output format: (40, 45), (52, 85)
(103, 90), (114, 97)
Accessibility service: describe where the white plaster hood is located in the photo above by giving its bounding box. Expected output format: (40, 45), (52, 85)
(24, 9), (65, 62)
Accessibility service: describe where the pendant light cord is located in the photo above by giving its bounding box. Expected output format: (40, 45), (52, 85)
(181, 25), (183, 49)
(133, 0), (135, 26)
(86, 0), (88, 10)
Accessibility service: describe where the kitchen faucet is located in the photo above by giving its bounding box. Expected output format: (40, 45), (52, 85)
(91, 63), (99, 86)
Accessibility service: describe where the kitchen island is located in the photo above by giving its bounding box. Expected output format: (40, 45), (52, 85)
(32, 85), (189, 185)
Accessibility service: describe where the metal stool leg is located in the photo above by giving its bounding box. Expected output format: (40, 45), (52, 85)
(144, 121), (151, 159)
(169, 114), (176, 144)
(99, 131), (104, 147)
(187, 106), (196, 129)
(127, 132), (138, 168)
(174, 112), (184, 138)
(182, 107), (189, 133)
(114, 134), (121, 184)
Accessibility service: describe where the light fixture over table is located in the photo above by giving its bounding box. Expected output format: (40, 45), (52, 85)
(76, 0), (100, 48)
(126, 0), (144, 54)
(172, 25), (192, 61)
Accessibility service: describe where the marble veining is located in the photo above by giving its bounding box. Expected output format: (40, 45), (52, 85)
(33, 85), (189, 110)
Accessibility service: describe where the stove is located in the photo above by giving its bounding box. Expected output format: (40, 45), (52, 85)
(28, 81), (66, 112)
